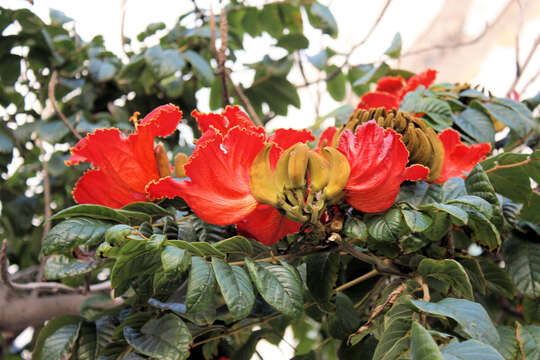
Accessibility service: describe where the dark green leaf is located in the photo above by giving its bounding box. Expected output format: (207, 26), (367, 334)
(212, 258), (255, 320)
(161, 245), (191, 274)
(420, 203), (468, 227)
(410, 321), (443, 359)
(51, 204), (129, 223)
(123, 314), (191, 360)
(33, 315), (82, 360)
(181, 50), (214, 86)
(89, 58), (116, 82)
(326, 65), (346, 101)
(418, 259), (473, 300)
(306, 252), (340, 308)
(453, 106), (495, 144)
(43, 218), (111, 255)
(477, 101), (531, 137)
(186, 256), (217, 314)
(477, 257), (516, 299)
(276, 33), (309, 52)
(213, 236), (253, 256)
(503, 233), (540, 298)
(465, 164), (503, 227)
(368, 208), (410, 242)
(245, 258), (303, 319)
(167, 240), (225, 258)
(401, 209), (433, 232)
(45, 255), (103, 280)
(121, 202), (174, 218)
(372, 317), (411, 360)
(516, 324), (540, 360)
(328, 292), (361, 339)
(343, 217), (368, 240)
(144, 45), (185, 79)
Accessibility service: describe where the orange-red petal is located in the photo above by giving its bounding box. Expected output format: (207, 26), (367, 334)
(267, 128), (315, 169)
(338, 121), (429, 213)
(73, 169), (147, 208)
(433, 129), (491, 184)
(399, 69), (437, 99)
(192, 105), (264, 136)
(147, 126), (265, 225)
(356, 92), (400, 111)
(236, 204), (302, 245)
(376, 76), (405, 95)
(317, 126), (338, 150)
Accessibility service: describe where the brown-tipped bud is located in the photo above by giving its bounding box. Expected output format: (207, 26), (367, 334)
(321, 147), (351, 203)
(307, 150), (330, 192)
(345, 108), (445, 182)
(155, 143), (171, 178)
(287, 143), (309, 189)
(174, 152), (189, 178)
(249, 144), (279, 206)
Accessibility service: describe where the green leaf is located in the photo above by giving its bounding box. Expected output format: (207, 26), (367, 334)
(503, 233), (540, 297)
(326, 65), (346, 101)
(186, 256), (217, 314)
(167, 240), (225, 258)
(418, 259), (473, 300)
(478, 100), (532, 137)
(231, 329), (274, 360)
(209, 77), (223, 110)
(453, 106), (495, 144)
(410, 321), (443, 359)
(328, 292), (361, 339)
(307, 49), (330, 70)
(481, 152), (533, 203)
(398, 181), (442, 206)
(522, 296), (540, 324)
(441, 339), (504, 360)
(43, 218), (111, 255)
(213, 236), (253, 256)
(181, 50), (214, 86)
(306, 252), (340, 308)
(51, 204), (129, 223)
(465, 164), (503, 227)
(468, 211), (501, 250)
(121, 202), (174, 218)
(457, 255), (487, 294)
(245, 258), (303, 319)
(441, 178), (467, 202)
(447, 195), (493, 219)
(368, 208), (410, 242)
(89, 58), (116, 82)
(74, 321), (98, 360)
(161, 246), (191, 274)
(33, 315), (82, 360)
(372, 317), (412, 360)
(400, 234), (430, 253)
(144, 45), (185, 79)
(496, 326), (520, 360)
(477, 257), (516, 299)
(123, 314), (191, 360)
(276, 33), (309, 52)
(111, 248), (160, 289)
(343, 217), (368, 240)
(260, 4), (282, 38)
(353, 62), (390, 87)
(384, 32), (402, 59)
(211, 258), (255, 320)
(45, 255), (103, 280)
(420, 203), (469, 227)
(401, 209), (433, 232)
(49, 8), (73, 25)
(38, 121), (70, 143)
(410, 298), (499, 347)
(306, 3), (338, 38)
(516, 324), (540, 360)
(400, 90), (453, 129)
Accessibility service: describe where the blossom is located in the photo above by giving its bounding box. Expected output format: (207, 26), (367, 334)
(336, 121), (429, 213)
(66, 104), (182, 208)
(357, 69), (437, 111)
(433, 129), (491, 184)
(148, 106), (313, 245)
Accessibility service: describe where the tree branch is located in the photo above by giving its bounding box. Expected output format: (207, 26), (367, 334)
(48, 71), (82, 140)
(508, 34), (540, 94)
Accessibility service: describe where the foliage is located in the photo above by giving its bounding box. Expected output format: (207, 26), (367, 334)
(1, 3), (540, 360)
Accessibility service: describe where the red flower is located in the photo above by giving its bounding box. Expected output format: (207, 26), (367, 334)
(148, 106), (313, 245)
(66, 104), (182, 208)
(357, 69), (437, 111)
(432, 129), (491, 184)
(337, 121), (429, 213)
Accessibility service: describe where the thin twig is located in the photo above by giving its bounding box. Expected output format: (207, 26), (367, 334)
(1, 239), (110, 294)
(519, 65), (540, 94)
(485, 158), (532, 173)
(334, 269), (379, 293)
(226, 70), (263, 126)
(48, 71), (82, 140)
(514, 0), (524, 78)
(120, 0), (129, 58)
(210, 9), (230, 107)
(508, 34), (540, 94)
(401, 22), (493, 58)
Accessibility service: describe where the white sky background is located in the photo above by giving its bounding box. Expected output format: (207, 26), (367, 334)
(3, 0), (540, 358)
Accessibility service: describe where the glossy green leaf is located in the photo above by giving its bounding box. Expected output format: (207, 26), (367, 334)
(441, 339), (504, 360)
(45, 255), (103, 280)
(167, 240), (225, 258)
(410, 298), (499, 347)
(161, 245), (191, 274)
(306, 252), (340, 308)
(496, 326), (520, 360)
(328, 292), (360, 339)
(410, 321), (443, 360)
(447, 195), (493, 219)
(144, 45), (185, 78)
(401, 209), (433, 232)
(477, 257), (516, 299)
(245, 258), (303, 319)
(33, 315), (82, 360)
(503, 233), (540, 297)
(181, 50), (214, 86)
(186, 256), (217, 314)
(454, 106), (495, 144)
(372, 317), (412, 360)
(465, 164), (503, 227)
(212, 258), (254, 320)
(123, 314), (191, 360)
(51, 204), (129, 223)
(89, 58), (116, 82)
(420, 203), (468, 227)
(478, 101), (532, 137)
(213, 236), (253, 256)
(306, 3), (338, 38)
(516, 324), (540, 360)
(121, 202), (174, 218)
(418, 259), (473, 300)
(343, 217), (368, 240)
(368, 208), (410, 242)
(43, 218), (111, 255)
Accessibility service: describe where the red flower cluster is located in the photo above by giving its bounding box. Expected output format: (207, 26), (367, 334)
(356, 69), (437, 111)
(65, 104), (182, 208)
(147, 106), (313, 245)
